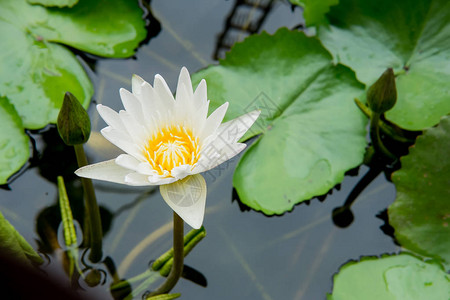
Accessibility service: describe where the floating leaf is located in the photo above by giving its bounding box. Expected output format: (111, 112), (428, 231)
(192, 28), (366, 214)
(27, 0), (79, 8)
(0, 17), (92, 128)
(289, 0), (338, 26)
(29, 0), (147, 58)
(0, 97), (29, 184)
(315, 0), (450, 130)
(2, 0), (146, 58)
(328, 253), (450, 300)
(0, 0), (147, 129)
(389, 116), (450, 266)
(0, 210), (43, 265)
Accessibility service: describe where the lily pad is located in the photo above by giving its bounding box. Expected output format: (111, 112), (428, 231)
(0, 97), (29, 184)
(0, 210), (43, 265)
(30, 0), (147, 58)
(289, 0), (338, 26)
(315, 0), (450, 130)
(27, 0), (79, 8)
(328, 253), (450, 300)
(389, 116), (450, 266)
(0, 19), (93, 129)
(0, 0), (146, 129)
(2, 0), (146, 58)
(192, 28), (366, 215)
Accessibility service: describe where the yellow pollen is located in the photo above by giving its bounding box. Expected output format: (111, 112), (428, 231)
(144, 125), (200, 176)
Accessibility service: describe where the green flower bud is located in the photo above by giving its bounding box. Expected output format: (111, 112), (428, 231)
(57, 92), (91, 145)
(367, 68), (397, 114)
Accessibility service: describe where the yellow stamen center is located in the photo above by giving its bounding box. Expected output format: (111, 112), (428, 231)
(144, 125), (200, 176)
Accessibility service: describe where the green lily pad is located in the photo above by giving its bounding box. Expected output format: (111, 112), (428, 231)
(30, 0), (147, 58)
(315, 0), (450, 130)
(3, 0), (146, 58)
(389, 116), (450, 266)
(28, 0), (79, 8)
(289, 0), (338, 26)
(0, 19), (93, 129)
(192, 28), (366, 215)
(0, 97), (30, 185)
(0, 0), (146, 129)
(328, 253), (450, 300)
(0, 210), (43, 265)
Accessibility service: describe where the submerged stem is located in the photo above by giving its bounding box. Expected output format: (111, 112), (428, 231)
(148, 212), (184, 297)
(369, 113), (396, 161)
(74, 144), (103, 263)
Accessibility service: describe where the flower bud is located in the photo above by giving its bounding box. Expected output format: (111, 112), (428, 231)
(367, 68), (397, 114)
(57, 92), (91, 145)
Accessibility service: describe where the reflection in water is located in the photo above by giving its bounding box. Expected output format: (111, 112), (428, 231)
(33, 127), (114, 250)
(331, 167), (380, 228)
(331, 125), (418, 228)
(376, 209), (398, 245)
(214, 0), (275, 60)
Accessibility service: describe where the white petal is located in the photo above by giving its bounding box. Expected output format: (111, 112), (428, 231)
(193, 142), (246, 173)
(154, 74), (176, 107)
(176, 67), (193, 98)
(97, 104), (125, 131)
(193, 99), (210, 135)
(120, 88), (145, 124)
(210, 143), (246, 168)
(200, 102), (229, 141)
(216, 109), (261, 144)
(115, 154), (140, 171)
(193, 79), (207, 108)
(75, 159), (132, 185)
(160, 174), (207, 229)
(124, 172), (153, 186)
(136, 162), (158, 175)
(118, 110), (148, 144)
(175, 83), (192, 123)
(100, 127), (145, 161)
(132, 74), (145, 96)
(100, 126), (133, 144)
(86, 131), (124, 160)
(171, 164), (192, 180)
(148, 175), (178, 185)
(141, 81), (172, 122)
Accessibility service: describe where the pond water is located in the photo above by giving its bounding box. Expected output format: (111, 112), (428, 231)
(1, 1), (401, 299)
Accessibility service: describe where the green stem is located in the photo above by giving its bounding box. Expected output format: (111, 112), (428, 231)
(354, 98), (416, 143)
(148, 212), (184, 296)
(152, 227), (206, 274)
(370, 113), (396, 161)
(74, 144), (103, 263)
(110, 270), (155, 291)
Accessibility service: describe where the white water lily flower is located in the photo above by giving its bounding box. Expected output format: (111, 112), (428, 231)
(75, 67), (260, 229)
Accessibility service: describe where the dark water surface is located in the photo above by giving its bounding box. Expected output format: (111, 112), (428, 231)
(1, 1), (400, 299)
